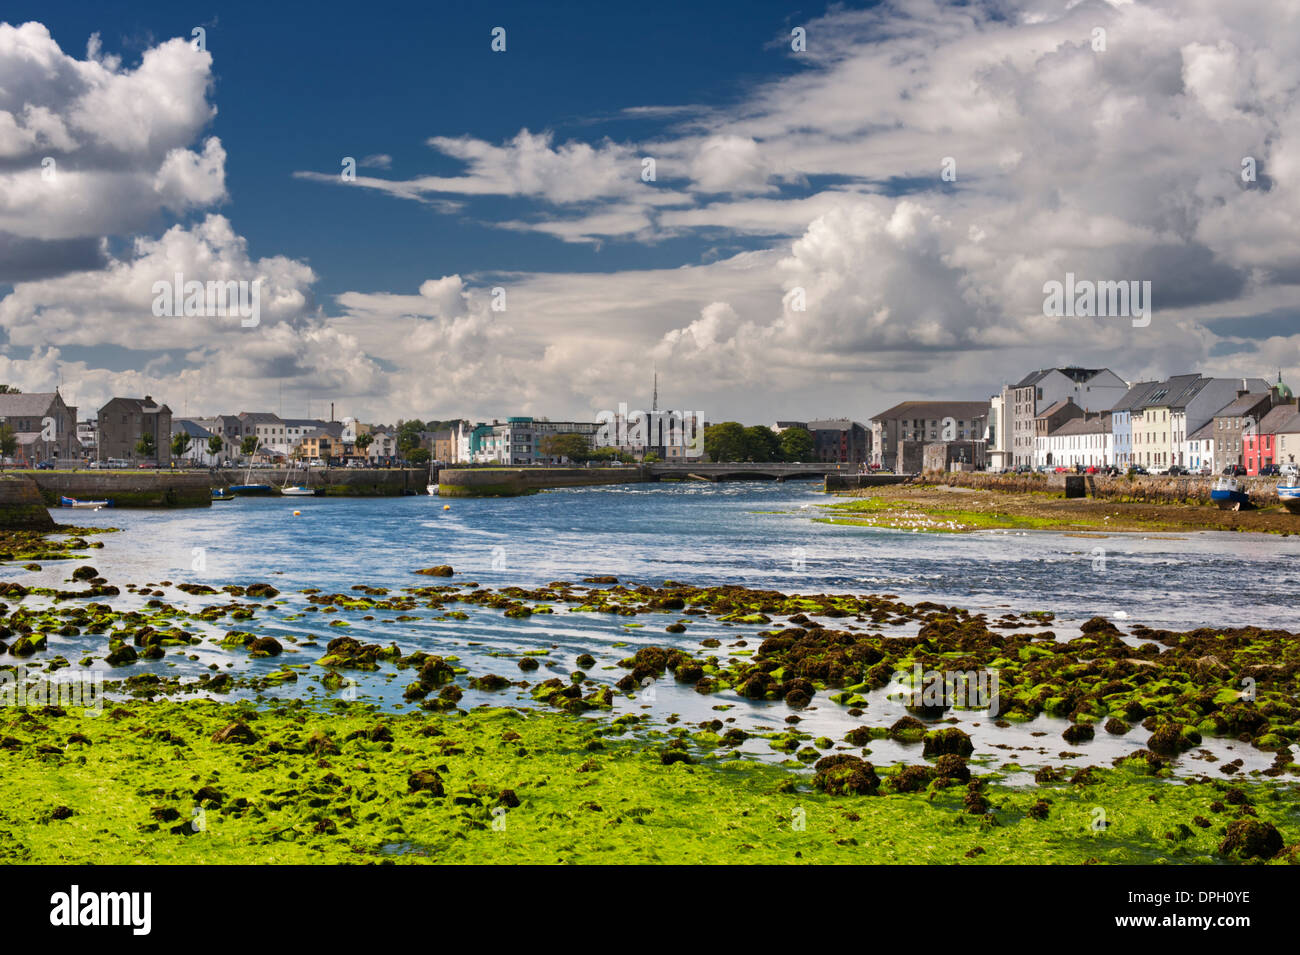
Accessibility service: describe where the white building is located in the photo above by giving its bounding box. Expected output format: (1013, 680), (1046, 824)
(365, 429), (397, 462)
(1184, 421), (1215, 473)
(1037, 416), (1112, 468)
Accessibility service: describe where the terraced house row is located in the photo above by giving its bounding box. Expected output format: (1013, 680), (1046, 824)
(872, 367), (1297, 475)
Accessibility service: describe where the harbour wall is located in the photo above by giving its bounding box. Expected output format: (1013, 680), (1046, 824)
(437, 467), (649, 497)
(919, 471), (1287, 505)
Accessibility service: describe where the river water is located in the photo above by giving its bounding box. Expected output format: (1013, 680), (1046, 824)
(15, 482), (1300, 777)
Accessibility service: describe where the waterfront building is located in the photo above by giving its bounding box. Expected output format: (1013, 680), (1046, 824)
(870, 400), (989, 470)
(97, 396), (171, 466)
(469, 417), (601, 464)
(1037, 414), (1112, 469)
(0, 391), (80, 463)
(1211, 391), (1273, 472)
(1245, 401), (1300, 474)
(171, 419), (220, 465)
(1109, 381), (1160, 469)
(1031, 398), (1085, 468)
(806, 419), (870, 465)
(1183, 422), (1215, 473)
(1006, 368), (1127, 469)
(987, 392), (1009, 470)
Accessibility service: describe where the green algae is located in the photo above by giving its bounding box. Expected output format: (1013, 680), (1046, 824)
(3, 698), (1296, 864)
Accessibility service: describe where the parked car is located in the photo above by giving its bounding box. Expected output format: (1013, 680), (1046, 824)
(1260, 464), (1281, 476)
(1166, 465), (1188, 476)
(1223, 464), (1247, 476)
(35, 460), (53, 470)
(1127, 466), (1149, 476)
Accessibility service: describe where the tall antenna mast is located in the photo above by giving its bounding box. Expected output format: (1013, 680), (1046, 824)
(652, 365), (658, 413)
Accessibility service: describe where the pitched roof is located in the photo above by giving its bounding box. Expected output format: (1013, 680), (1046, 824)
(1049, 416), (1111, 436)
(1137, 374), (1201, 410)
(1258, 404), (1300, 434)
(99, 396), (171, 415)
(807, 419), (866, 431)
(870, 400), (990, 422)
(0, 392), (61, 416)
(1037, 398), (1080, 419)
(1109, 380), (1162, 413)
(172, 419), (215, 439)
(1013, 367), (1113, 388)
(238, 412), (284, 425)
(1187, 420), (1215, 441)
(1212, 393), (1272, 418)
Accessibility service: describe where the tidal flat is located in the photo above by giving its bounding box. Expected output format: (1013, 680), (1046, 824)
(2, 505), (1299, 864)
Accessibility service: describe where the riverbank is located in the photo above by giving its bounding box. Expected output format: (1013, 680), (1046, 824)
(822, 482), (1300, 534)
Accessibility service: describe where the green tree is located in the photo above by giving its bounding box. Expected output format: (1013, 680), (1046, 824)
(171, 431), (192, 459)
(0, 385), (21, 394)
(539, 432), (592, 462)
(355, 432), (374, 455)
(742, 425), (781, 462)
(136, 432), (156, 459)
(703, 422), (747, 462)
(407, 447), (431, 464)
(778, 426), (814, 462)
(397, 419), (425, 456)
(207, 435), (224, 459)
(0, 423), (17, 458)
(240, 435), (258, 457)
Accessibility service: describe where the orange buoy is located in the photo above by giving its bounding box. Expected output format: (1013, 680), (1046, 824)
(293, 510), (301, 516)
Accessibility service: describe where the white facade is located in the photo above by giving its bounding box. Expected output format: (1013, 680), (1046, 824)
(1036, 418), (1113, 468)
(1184, 426), (1215, 473)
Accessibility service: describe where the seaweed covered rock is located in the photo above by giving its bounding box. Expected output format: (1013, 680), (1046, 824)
(407, 769), (445, 796)
(933, 754), (971, 782)
(891, 764), (935, 793)
(1062, 722), (1095, 745)
(922, 727), (973, 758)
(415, 566), (454, 577)
(1147, 723), (1197, 755)
(248, 636), (282, 657)
(1218, 819), (1284, 860)
(211, 721), (258, 744)
(812, 754), (880, 796)
(889, 715), (927, 742)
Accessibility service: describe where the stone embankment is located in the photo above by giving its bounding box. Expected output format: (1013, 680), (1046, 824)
(0, 476), (56, 529)
(437, 467), (649, 497)
(921, 471), (1285, 505)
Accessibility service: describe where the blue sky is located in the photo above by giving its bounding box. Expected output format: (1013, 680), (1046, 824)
(1, 0), (1298, 424)
(8, 0), (824, 295)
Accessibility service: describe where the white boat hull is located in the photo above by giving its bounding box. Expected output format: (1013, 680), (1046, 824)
(280, 486), (317, 496)
(427, 484), (439, 495)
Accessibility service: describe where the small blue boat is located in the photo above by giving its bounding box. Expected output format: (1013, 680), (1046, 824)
(1211, 477), (1251, 510)
(211, 487), (235, 501)
(59, 495), (110, 509)
(1277, 481), (1300, 513)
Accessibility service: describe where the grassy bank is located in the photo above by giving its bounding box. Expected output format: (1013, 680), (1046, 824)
(821, 483), (1300, 534)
